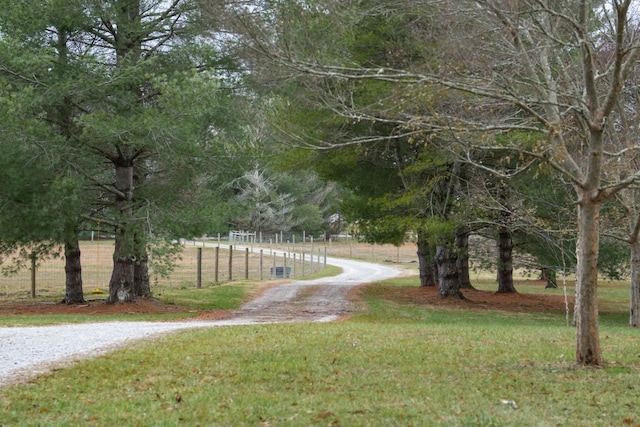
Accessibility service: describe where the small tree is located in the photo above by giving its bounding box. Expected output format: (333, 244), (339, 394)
(230, 169), (295, 233)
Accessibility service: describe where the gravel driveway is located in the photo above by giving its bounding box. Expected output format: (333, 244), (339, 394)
(0, 256), (401, 386)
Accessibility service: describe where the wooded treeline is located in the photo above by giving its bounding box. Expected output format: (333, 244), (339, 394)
(2, 0), (640, 366)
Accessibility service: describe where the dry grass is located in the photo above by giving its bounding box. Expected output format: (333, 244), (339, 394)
(0, 238), (413, 301)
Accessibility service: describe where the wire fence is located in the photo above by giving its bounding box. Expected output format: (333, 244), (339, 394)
(169, 239), (330, 287)
(1, 237), (417, 301)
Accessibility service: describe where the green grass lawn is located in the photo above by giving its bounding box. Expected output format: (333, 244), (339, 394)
(1, 276), (639, 426)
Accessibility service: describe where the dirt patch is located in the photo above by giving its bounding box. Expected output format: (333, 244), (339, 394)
(359, 282), (573, 314)
(1, 282), (572, 319)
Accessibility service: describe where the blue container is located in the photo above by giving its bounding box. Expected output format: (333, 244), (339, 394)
(270, 266), (291, 278)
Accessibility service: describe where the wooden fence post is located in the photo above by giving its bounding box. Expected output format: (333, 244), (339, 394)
(259, 249), (263, 281)
(245, 247), (249, 280)
(213, 246), (219, 283)
(272, 252), (276, 279)
(228, 245), (233, 281)
(30, 253), (36, 299)
(292, 253), (296, 278)
(197, 247), (202, 288)
(283, 252), (287, 278)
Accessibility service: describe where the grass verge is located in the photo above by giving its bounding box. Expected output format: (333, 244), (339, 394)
(296, 265), (342, 280)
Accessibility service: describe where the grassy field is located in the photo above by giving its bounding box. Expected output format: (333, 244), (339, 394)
(1, 267), (639, 426)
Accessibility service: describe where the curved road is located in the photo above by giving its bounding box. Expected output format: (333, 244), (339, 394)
(0, 256), (401, 386)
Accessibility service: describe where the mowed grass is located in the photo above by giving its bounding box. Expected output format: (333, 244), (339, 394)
(1, 276), (639, 426)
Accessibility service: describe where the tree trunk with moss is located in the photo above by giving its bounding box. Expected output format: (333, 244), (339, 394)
(108, 160), (136, 303)
(63, 228), (85, 304)
(496, 226), (517, 293)
(417, 233), (437, 287)
(436, 244), (463, 298)
(575, 197), (603, 365)
(134, 244), (152, 298)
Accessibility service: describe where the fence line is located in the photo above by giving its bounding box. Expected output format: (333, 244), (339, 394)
(1, 237), (415, 300)
(170, 240), (327, 288)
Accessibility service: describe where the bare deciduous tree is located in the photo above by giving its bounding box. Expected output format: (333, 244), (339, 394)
(224, 0), (640, 365)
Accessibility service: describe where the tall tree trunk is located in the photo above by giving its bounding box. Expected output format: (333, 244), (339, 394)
(417, 233), (436, 287)
(56, 26), (84, 305)
(109, 228), (135, 303)
(134, 246), (152, 298)
(544, 268), (557, 289)
(456, 226), (473, 289)
(630, 240), (640, 328)
(572, 235), (581, 327)
(62, 229), (85, 304)
(435, 244), (463, 298)
(496, 226), (517, 293)
(107, 0), (142, 304)
(132, 168), (151, 298)
(575, 199), (603, 365)
(108, 160), (135, 303)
